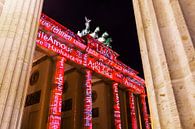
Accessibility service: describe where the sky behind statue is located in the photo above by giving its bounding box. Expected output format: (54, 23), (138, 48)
(43, 0), (143, 77)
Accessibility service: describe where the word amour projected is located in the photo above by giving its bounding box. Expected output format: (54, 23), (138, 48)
(37, 14), (145, 94)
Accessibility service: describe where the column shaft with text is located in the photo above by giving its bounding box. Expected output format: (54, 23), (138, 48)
(48, 57), (66, 129)
(140, 94), (150, 129)
(128, 92), (138, 129)
(83, 70), (93, 129)
(112, 82), (122, 129)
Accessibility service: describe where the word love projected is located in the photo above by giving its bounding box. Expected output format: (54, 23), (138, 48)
(37, 14), (145, 94)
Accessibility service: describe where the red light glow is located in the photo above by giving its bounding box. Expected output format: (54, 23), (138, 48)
(140, 94), (150, 129)
(128, 93), (138, 129)
(47, 57), (66, 129)
(112, 82), (122, 129)
(37, 13), (150, 129)
(83, 70), (92, 129)
(36, 30), (144, 94)
(39, 14), (145, 87)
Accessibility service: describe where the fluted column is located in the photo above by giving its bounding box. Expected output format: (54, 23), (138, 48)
(140, 94), (150, 129)
(0, 0), (44, 128)
(133, 0), (195, 129)
(83, 70), (93, 129)
(0, 0), (5, 15)
(48, 57), (66, 129)
(132, 1), (161, 129)
(151, 0), (195, 128)
(128, 92), (138, 129)
(133, 0), (182, 129)
(112, 82), (122, 129)
(178, 0), (195, 46)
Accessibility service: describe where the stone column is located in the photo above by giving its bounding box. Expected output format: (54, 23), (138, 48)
(178, 0), (195, 46)
(133, 0), (181, 128)
(133, 0), (195, 129)
(0, 0), (5, 15)
(83, 69), (92, 129)
(47, 57), (66, 129)
(128, 92), (138, 129)
(112, 82), (122, 129)
(0, 0), (44, 129)
(140, 94), (150, 129)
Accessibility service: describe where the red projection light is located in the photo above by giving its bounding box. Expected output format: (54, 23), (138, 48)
(129, 93), (138, 129)
(37, 13), (150, 129)
(36, 31), (144, 94)
(83, 70), (92, 129)
(112, 82), (122, 129)
(47, 57), (65, 129)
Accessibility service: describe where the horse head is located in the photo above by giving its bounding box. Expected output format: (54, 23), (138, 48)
(90, 26), (100, 38)
(102, 32), (109, 38)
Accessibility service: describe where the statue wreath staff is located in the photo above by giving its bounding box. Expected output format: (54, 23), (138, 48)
(77, 17), (91, 37)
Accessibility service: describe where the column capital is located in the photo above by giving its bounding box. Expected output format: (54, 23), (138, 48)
(52, 56), (67, 63)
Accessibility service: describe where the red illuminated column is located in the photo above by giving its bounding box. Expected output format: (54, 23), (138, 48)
(128, 92), (138, 129)
(112, 82), (122, 129)
(140, 94), (150, 129)
(83, 70), (93, 129)
(47, 57), (66, 129)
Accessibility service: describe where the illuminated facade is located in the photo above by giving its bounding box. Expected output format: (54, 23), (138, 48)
(20, 14), (150, 129)
(0, 0), (194, 129)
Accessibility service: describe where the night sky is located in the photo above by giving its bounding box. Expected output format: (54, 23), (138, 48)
(42, 0), (144, 78)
